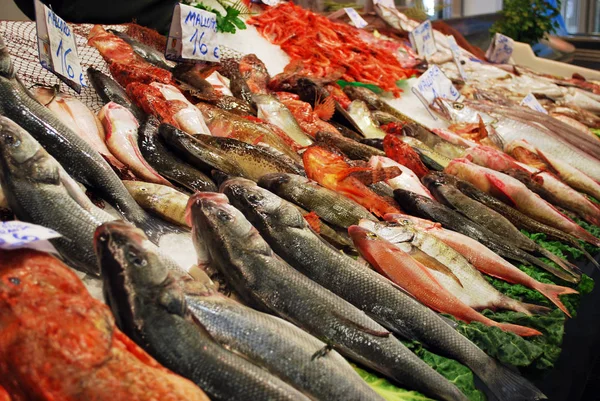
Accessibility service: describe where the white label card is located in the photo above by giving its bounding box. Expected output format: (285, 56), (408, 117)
(520, 93), (548, 114)
(446, 35), (467, 81)
(261, 0), (283, 6)
(0, 221), (61, 252)
(412, 65), (460, 106)
(344, 8), (368, 29)
(485, 33), (514, 64)
(166, 4), (220, 62)
(34, 0), (86, 93)
(409, 20), (436, 58)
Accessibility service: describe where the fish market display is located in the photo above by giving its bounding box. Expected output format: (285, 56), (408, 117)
(124, 181), (189, 226)
(254, 94), (314, 146)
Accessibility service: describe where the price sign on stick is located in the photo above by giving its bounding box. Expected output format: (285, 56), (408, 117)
(0, 221), (61, 253)
(344, 8), (368, 28)
(486, 33), (514, 64)
(520, 93), (548, 114)
(446, 35), (467, 81)
(412, 65), (461, 120)
(409, 20), (436, 58)
(166, 4), (220, 62)
(34, 0), (86, 93)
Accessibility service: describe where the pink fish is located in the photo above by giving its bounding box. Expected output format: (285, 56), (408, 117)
(368, 156), (433, 199)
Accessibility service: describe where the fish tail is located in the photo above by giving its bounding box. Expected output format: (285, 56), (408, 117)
(497, 294), (551, 315)
(522, 251), (581, 284)
(538, 248), (582, 277)
(494, 321), (542, 337)
(532, 282), (578, 317)
(476, 359), (547, 401)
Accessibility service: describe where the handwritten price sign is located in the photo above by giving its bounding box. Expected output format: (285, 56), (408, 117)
(0, 221), (61, 251)
(446, 35), (467, 81)
(34, 0), (85, 92)
(409, 20), (436, 58)
(166, 4), (220, 62)
(486, 33), (514, 64)
(520, 93), (548, 114)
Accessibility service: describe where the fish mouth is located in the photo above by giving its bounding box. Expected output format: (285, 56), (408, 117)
(185, 192), (230, 226)
(257, 173), (291, 190)
(94, 220), (146, 251)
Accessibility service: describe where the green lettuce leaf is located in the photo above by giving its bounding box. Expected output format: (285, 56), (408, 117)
(337, 80), (383, 94)
(352, 365), (435, 401)
(591, 128), (600, 139)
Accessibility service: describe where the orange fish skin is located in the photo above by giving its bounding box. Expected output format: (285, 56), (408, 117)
(349, 226), (542, 338)
(0, 249), (209, 401)
(303, 146), (402, 218)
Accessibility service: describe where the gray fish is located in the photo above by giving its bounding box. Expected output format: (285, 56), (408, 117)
(253, 94), (314, 147)
(186, 292), (383, 401)
(402, 123), (467, 159)
(95, 220), (310, 401)
(189, 191), (469, 401)
(87, 67), (145, 122)
(107, 30), (175, 71)
(220, 178), (547, 401)
(258, 173), (376, 228)
(315, 131), (385, 161)
(0, 117), (114, 275)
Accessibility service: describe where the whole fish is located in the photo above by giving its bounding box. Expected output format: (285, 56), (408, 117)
(315, 131), (385, 161)
(99, 102), (170, 185)
(402, 123), (467, 159)
(150, 82), (211, 135)
(453, 178), (599, 269)
(0, 249), (210, 401)
(445, 158), (600, 247)
(219, 58), (255, 105)
(173, 63), (220, 95)
(0, 39), (167, 240)
(303, 146), (402, 217)
(96, 220), (310, 401)
(108, 29), (175, 71)
(383, 134), (430, 178)
(385, 214), (578, 316)
(258, 172), (377, 228)
(359, 219), (548, 315)
(370, 156), (433, 199)
(423, 172), (580, 279)
(190, 192), (470, 401)
(124, 181), (189, 226)
(137, 117), (216, 192)
(192, 135), (305, 181)
(239, 54), (270, 95)
(0, 117), (114, 276)
(87, 67), (146, 121)
(393, 188), (577, 280)
(254, 94), (314, 146)
(186, 292), (383, 401)
(343, 85), (411, 123)
(349, 225), (542, 338)
(196, 102), (301, 161)
(401, 136), (451, 169)
(347, 100), (387, 138)
(372, 110), (402, 125)
(278, 95), (339, 137)
(159, 124), (248, 178)
(219, 178), (547, 401)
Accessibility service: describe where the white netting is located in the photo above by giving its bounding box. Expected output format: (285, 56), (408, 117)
(0, 21), (245, 113)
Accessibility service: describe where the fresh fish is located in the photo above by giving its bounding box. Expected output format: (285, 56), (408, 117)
(332, 120), (364, 140)
(159, 124), (248, 178)
(95, 221), (309, 401)
(303, 146), (402, 218)
(87, 67), (145, 121)
(189, 192), (470, 401)
(0, 117), (115, 275)
(315, 131), (385, 161)
(137, 116), (216, 192)
(360, 219), (549, 315)
(238, 54), (270, 95)
(401, 136), (451, 169)
(347, 100), (387, 138)
(98, 102), (170, 185)
(372, 110), (403, 125)
(150, 82), (211, 135)
(196, 103), (301, 161)
(186, 292), (383, 401)
(254, 94), (314, 146)
(192, 135), (305, 181)
(173, 63), (220, 95)
(124, 181), (189, 226)
(370, 156), (433, 199)
(385, 214), (578, 316)
(258, 172), (377, 228)
(219, 58), (255, 105)
(0, 40), (167, 240)
(453, 178), (599, 269)
(278, 95), (339, 137)
(107, 29), (175, 71)
(343, 86), (412, 123)
(393, 188), (578, 280)
(349, 225), (542, 338)
(431, 127), (479, 148)
(423, 172), (581, 279)
(220, 178), (547, 401)
(445, 158), (600, 246)
(550, 113), (599, 142)
(402, 123), (467, 159)
(383, 134), (430, 178)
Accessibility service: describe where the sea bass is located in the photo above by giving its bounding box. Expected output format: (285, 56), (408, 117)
(124, 181), (189, 227)
(189, 192), (470, 401)
(87, 67), (145, 121)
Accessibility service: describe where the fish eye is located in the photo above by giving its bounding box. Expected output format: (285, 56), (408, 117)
(7, 277), (20, 285)
(126, 248), (147, 267)
(366, 232), (377, 239)
(216, 209), (232, 222)
(453, 103), (464, 110)
(2, 133), (20, 147)
(247, 193), (263, 205)
(97, 233), (109, 243)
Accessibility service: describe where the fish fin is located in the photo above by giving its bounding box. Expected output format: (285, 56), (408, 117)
(484, 173), (518, 207)
(495, 322), (542, 337)
(532, 282), (578, 317)
(517, 302), (552, 316)
(406, 248), (464, 288)
(476, 359), (547, 401)
(303, 211), (322, 234)
(331, 309), (391, 337)
(521, 251), (581, 284)
(314, 94), (335, 121)
(311, 343), (335, 360)
(346, 166), (402, 185)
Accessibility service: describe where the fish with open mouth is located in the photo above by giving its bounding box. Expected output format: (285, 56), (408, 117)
(189, 191), (471, 401)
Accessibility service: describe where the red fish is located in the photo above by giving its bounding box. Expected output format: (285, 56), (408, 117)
(349, 226), (542, 337)
(126, 82), (180, 127)
(0, 249), (209, 401)
(383, 134), (429, 178)
(303, 146), (402, 217)
(278, 96), (340, 138)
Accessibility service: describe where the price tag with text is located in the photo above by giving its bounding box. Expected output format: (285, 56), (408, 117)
(34, 0), (86, 93)
(0, 221), (61, 253)
(166, 4), (220, 62)
(409, 20), (436, 58)
(344, 8), (368, 28)
(412, 65), (460, 119)
(446, 35), (467, 81)
(520, 93), (548, 114)
(485, 33), (514, 64)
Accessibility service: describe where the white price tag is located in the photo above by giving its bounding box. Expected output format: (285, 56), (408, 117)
(446, 35), (467, 81)
(166, 4), (220, 62)
(34, 0), (86, 93)
(373, 0), (395, 9)
(261, 0), (283, 6)
(520, 93), (548, 114)
(409, 20), (436, 58)
(412, 65), (460, 106)
(485, 33), (514, 64)
(344, 8), (368, 28)
(0, 221), (61, 252)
